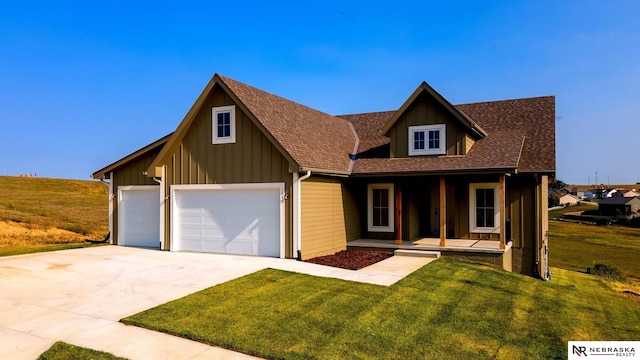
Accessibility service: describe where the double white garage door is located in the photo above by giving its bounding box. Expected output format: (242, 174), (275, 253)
(118, 183), (283, 257)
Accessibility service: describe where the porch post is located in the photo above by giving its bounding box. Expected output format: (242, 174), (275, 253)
(395, 183), (403, 245)
(439, 176), (446, 247)
(500, 174), (506, 250)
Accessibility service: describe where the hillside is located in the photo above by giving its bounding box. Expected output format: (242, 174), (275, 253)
(0, 176), (108, 251)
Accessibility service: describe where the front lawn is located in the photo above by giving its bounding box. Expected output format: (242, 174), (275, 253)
(549, 220), (640, 279)
(123, 258), (640, 360)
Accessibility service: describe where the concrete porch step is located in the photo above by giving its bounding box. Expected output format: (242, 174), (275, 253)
(394, 249), (441, 258)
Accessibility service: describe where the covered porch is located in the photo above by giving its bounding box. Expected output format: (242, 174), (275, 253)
(348, 238), (513, 271)
(348, 238), (511, 254)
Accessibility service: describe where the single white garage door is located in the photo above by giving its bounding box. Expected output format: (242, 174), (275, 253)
(171, 183), (283, 257)
(117, 186), (160, 248)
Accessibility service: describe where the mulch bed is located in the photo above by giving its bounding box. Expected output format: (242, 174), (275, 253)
(305, 249), (393, 270)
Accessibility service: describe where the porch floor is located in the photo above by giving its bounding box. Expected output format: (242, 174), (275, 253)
(348, 238), (511, 254)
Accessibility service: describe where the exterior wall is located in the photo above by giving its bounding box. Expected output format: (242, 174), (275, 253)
(537, 175), (550, 279)
(464, 134), (475, 154)
(559, 194), (578, 206)
(506, 175), (536, 275)
(161, 84), (294, 256)
(505, 174), (547, 277)
(300, 176), (360, 260)
(441, 251), (505, 270)
(600, 198), (640, 216)
(388, 93), (470, 158)
(111, 149), (161, 245)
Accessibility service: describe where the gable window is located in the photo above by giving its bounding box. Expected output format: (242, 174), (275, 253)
(367, 183), (394, 232)
(408, 124), (446, 156)
(469, 183), (500, 233)
(212, 105), (236, 144)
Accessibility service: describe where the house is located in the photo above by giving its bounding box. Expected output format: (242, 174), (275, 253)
(620, 190), (640, 198)
(558, 194), (579, 206)
(598, 196), (640, 216)
(602, 189), (618, 198)
(92, 74), (555, 279)
(583, 190), (596, 199)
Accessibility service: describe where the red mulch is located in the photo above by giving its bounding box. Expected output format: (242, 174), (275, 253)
(305, 250), (393, 270)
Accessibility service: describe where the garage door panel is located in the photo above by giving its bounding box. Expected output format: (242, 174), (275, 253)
(118, 186), (160, 248)
(172, 184), (282, 257)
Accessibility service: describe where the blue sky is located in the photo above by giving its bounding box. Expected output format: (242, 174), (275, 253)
(1, 1), (638, 185)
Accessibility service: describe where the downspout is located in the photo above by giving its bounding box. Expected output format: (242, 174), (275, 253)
(295, 171), (312, 260)
(101, 172), (114, 244)
(152, 166), (166, 250)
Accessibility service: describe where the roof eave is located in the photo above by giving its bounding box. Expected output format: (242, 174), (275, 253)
(91, 133), (172, 179)
(350, 166), (517, 177)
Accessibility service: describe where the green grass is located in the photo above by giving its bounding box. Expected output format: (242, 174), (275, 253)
(123, 258), (640, 360)
(0, 242), (105, 257)
(549, 220), (640, 279)
(38, 342), (126, 360)
(548, 203), (598, 219)
(0, 176), (108, 255)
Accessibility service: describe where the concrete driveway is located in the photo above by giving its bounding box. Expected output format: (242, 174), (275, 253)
(0, 246), (434, 359)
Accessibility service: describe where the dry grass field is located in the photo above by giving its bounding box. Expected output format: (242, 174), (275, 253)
(0, 176), (108, 255)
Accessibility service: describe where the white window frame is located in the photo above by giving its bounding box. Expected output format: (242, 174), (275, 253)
(367, 183), (394, 232)
(212, 105), (236, 144)
(408, 124), (446, 156)
(469, 183), (500, 233)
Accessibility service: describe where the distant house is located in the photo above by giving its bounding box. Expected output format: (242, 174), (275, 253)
(558, 194), (579, 206)
(583, 190), (596, 199)
(621, 190), (640, 198)
(598, 196), (640, 216)
(585, 188), (617, 199)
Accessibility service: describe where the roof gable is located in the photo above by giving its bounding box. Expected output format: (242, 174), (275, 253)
(380, 81), (487, 138)
(147, 74), (357, 177)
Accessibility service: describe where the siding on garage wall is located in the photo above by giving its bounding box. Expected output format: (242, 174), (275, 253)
(300, 176), (360, 260)
(389, 93), (470, 158)
(111, 150), (160, 245)
(161, 85), (294, 256)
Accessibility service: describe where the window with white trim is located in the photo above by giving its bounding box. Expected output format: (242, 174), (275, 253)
(469, 183), (500, 233)
(408, 124), (446, 156)
(367, 183), (394, 232)
(212, 105), (236, 144)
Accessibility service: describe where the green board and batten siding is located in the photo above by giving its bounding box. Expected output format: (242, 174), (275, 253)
(388, 93), (471, 158)
(160, 85), (295, 257)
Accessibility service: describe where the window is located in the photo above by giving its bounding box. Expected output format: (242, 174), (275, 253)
(212, 105), (236, 144)
(469, 183), (500, 233)
(367, 184), (394, 232)
(408, 124), (445, 155)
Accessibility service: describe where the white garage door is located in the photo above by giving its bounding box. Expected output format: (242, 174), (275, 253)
(171, 183), (283, 257)
(117, 186), (160, 248)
